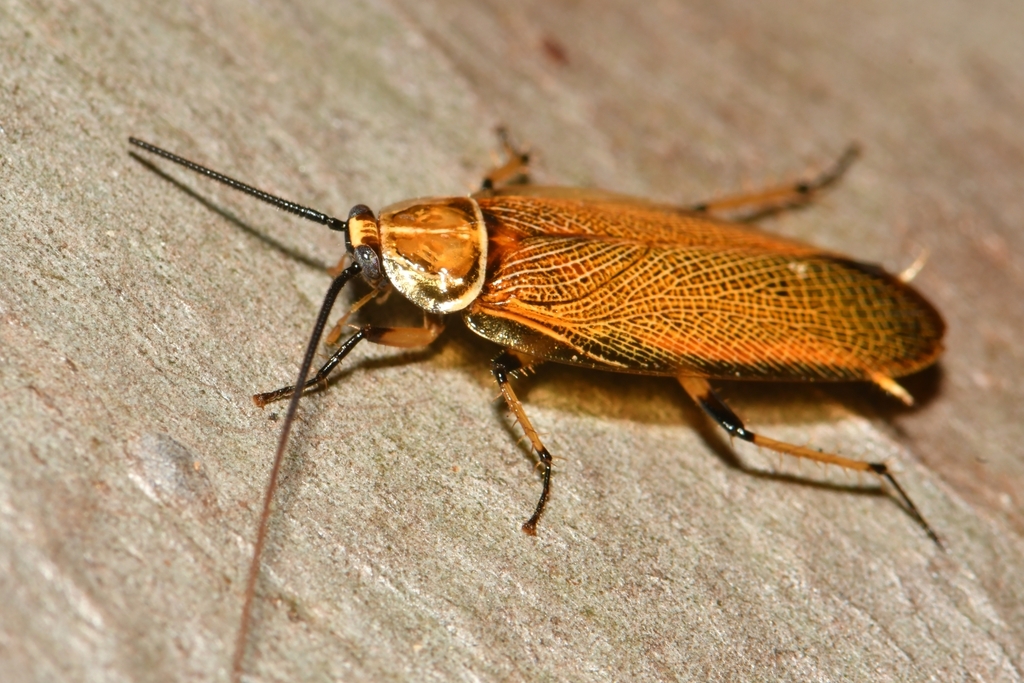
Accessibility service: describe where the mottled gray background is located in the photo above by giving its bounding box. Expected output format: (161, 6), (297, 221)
(2, 0), (1022, 681)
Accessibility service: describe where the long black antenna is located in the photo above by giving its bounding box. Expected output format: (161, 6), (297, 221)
(130, 137), (362, 680)
(231, 262), (363, 681)
(128, 138), (347, 232)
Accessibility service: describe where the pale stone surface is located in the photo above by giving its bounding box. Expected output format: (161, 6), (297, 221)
(1, 0), (1022, 681)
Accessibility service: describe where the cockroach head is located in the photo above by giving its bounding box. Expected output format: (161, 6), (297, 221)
(345, 204), (384, 286)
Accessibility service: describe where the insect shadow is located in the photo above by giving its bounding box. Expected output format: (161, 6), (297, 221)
(129, 151), (327, 272)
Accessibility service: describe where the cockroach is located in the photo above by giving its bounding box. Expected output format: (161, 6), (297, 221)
(128, 133), (945, 681)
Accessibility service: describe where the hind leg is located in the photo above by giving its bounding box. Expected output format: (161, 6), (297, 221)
(678, 375), (940, 545)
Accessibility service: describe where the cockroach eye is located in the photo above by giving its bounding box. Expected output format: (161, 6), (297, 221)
(353, 244), (382, 283)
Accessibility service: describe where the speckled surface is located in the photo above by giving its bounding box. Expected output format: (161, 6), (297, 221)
(2, 1), (1022, 681)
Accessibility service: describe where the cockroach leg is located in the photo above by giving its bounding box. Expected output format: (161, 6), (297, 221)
(325, 286), (390, 346)
(492, 350), (552, 535)
(687, 144), (861, 221)
(326, 254), (349, 278)
(677, 375), (941, 546)
(253, 329), (367, 407)
(479, 127), (531, 193)
(254, 316), (444, 407)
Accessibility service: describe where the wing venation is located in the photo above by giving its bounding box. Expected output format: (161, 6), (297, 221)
(468, 196), (944, 380)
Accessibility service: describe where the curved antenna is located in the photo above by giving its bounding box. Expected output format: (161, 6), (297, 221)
(128, 138), (347, 232)
(128, 137), (363, 677)
(231, 262), (364, 681)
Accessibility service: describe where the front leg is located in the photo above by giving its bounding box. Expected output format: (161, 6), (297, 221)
(254, 316), (445, 407)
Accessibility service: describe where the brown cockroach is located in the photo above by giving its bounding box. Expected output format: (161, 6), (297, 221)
(128, 133), (944, 681)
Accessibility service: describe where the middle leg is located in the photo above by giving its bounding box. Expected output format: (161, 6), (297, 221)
(685, 144), (860, 222)
(492, 349), (552, 535)
(478, 127), (531, 193)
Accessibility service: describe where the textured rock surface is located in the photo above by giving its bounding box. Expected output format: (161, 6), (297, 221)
(2, 0), (1022, 681)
